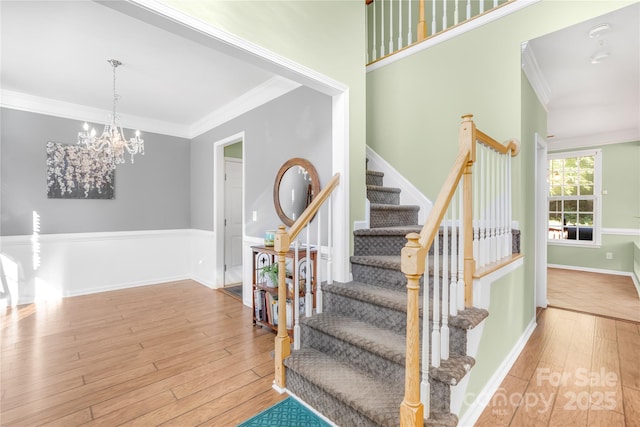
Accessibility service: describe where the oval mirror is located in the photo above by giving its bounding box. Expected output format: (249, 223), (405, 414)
(273, 158), (320, 227)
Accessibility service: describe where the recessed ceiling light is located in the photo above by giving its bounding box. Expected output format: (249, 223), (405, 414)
(590, 51), (611, 64)
(589, 23), (611, 38)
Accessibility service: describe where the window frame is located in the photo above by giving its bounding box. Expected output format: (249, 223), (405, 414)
(547, 148), (602, 247)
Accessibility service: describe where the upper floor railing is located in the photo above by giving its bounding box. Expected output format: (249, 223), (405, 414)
(399, 115), (520, 425)
(367, 0), (513, 64)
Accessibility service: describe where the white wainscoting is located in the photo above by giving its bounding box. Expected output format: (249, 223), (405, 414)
(0, 229), (207, 306)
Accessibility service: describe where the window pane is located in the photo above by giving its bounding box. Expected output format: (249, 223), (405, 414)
(580, 185), (594, 196)
(565, 200), (577, 212)
(549, 200), (562, 211)
(564, 185), (577, 196)
(579, 156), (594, 170)
(579, 214), (593, 226)
(564, 213), (577, 225)
(579, 200), (593, 212)
(576, 225), (594, 241)
(550, 186), (563, 197)
(549, 213), (562, 225)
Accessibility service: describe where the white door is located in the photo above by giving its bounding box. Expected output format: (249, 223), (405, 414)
(224, 158), (243, 285)
(535, 133), (548, 308)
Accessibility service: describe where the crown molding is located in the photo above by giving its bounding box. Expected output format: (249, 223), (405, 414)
(548, 127), (640, 151)
(189, 76), (301, 139)
(0, 89), (191, 139)
(521, 41), (551, 111)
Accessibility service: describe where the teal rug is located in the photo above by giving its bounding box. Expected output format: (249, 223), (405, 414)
(238, 397), (331, 426)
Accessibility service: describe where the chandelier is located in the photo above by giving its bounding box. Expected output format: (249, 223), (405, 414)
(78, 59), (144, 168)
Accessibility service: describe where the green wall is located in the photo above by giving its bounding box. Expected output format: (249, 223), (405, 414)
(224, 141), (243, 159)
(160, 0), (367, 232)
(548, 140), (640, 273)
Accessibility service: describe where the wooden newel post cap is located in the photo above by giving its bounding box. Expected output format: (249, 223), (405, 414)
(274, 225), (290, 252)
(461, 114), (474, 122)
(401, 233), (425, 276)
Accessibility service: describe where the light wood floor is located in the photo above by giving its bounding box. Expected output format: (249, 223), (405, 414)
(0, 280), (285, 426)
(475, 307), (640, 426)
(547, 268), (640, 323)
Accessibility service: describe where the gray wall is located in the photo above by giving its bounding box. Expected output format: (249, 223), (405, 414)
(1, 108), (190, 235)
(190, 86), (332, 237)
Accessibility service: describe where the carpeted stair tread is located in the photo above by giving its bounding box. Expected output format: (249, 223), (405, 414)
(323, 281), (409, 314)
(449, 307), (489, 330)
(367, 185), (401, 193)
(351, 255), (401, 270)
(354, 226), (423, 236)
(429, 354), (475, 385)
(425, 411), (458, 427)
(366, 170), (385, 186)
(370, 203), (420, 212)
(302, 312), (406, 365)
(284, 348), (404, 427)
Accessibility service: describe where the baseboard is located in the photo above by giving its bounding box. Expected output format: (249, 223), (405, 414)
(64, 275), (193, 298)
(457, 317), (537, 426)
(547, 263), (633, 277)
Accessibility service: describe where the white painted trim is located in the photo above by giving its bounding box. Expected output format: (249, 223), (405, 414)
(521, 42), (551, 111)
(534, 133), (548, 309)
(366, 0), (540, 72)
(457, 317), (537, 427)
(213, 132), (246, 289)
(1, 89), (191, 139)
(189, 76), (301, 138)
(286, 391), (339, 426)
(0, 228), (187, 245)
(473, 257), (525, 310)
(548, 129), (640, 152)
(601, 227), (640, 236)
(366, 146), (432, 224)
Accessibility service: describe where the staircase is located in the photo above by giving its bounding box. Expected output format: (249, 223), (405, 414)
(283, 167), (489, 426)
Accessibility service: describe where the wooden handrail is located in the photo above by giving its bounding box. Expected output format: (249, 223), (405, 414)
(476, 130), (520, 156)
(288, 173), (340, 241)
(273, 172), (340, 391)
(417, 149), (470, 251)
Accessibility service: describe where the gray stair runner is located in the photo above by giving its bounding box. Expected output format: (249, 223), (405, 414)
(283, 167), (496, 426)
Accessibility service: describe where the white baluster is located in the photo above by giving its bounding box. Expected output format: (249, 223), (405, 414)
(466, 0), (471, 20)
(389, 0), (394, 53)
(449, 194), (458, 318)
(457, 183), (465, 312)
(479, 145), (487, 268)
(316, 209), (322, 314)
(431, 0), (436, 35)
(427, 222), (447, 368)
(294, 239), (301, 349)
(494, 0), (498, 8)
(480, 0), (485, 13)
(442, 0), (447, 31)
(489, 150), (496, 264)
(473, 146), (479, 263)
(501, 154), (508, 259)
(327, 196), (333, 285)
(442, 208), (451, 361)
(454, 0), (459, 25)
(380, 0), (386, 56)
(496, 154), (503, 260)
(508, 154), (513, 257)
(372, 0), (377, 60)
(421, 235), (434, 417)
(407, 0), (413, 45)
(397, 0), (403, 49)
(305, 227), (312, 318)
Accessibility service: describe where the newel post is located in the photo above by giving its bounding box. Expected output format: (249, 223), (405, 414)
(400, 233), (425, 426)
(460, 115), (476, 307)
(273, 225), (291, 391)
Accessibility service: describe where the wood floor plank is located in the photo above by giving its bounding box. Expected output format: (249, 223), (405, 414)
(474, 374), (529, 426)
(198, 389), (286, 426)
(623, 386), (640, 427)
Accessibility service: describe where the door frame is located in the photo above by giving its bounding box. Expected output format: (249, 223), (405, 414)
(534, 132), (548, 308)
(213, 132), (245, 288)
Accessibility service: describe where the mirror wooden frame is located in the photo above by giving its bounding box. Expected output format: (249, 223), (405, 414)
(273, 157), (320, 227)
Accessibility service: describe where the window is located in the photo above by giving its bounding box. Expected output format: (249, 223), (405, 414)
(548, 149), (602, 246)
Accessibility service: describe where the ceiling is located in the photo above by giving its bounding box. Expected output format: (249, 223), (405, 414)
(2, 1), (638, 146)
(525, 2), (639, 148)
(0, 0), (300, 139)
